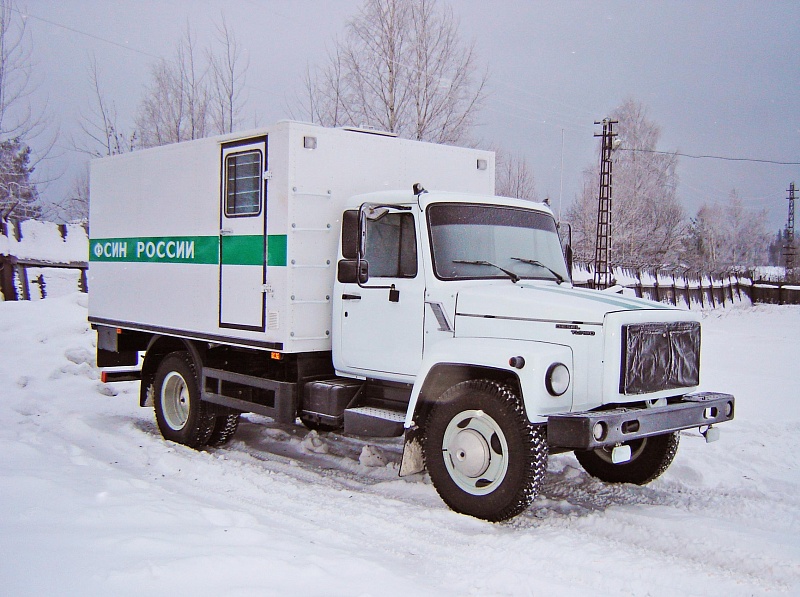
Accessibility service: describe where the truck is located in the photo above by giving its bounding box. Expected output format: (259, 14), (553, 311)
(89, 120), (735, 522)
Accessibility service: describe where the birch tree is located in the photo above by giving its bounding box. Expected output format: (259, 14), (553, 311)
(75, 56), (136, 157)
(567, 99), (686, 265)
(302, 0), (487, 145)
(495, 149), (536, 201)
(207, 15), (248, 135)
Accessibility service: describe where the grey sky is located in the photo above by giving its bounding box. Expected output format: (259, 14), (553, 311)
(28, 0), (800, 231)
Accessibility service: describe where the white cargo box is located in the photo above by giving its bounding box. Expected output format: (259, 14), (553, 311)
(89, 121), (495, 353)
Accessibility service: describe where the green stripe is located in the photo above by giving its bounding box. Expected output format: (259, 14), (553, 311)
(267, 234), (287, 267)
(221, 235), (263, 266)
(90, 235), (288, 266)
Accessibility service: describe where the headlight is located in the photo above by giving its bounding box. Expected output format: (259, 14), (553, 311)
(545, 363), (570, 396)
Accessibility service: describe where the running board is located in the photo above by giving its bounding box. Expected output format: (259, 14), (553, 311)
(344, 406), (405, 437)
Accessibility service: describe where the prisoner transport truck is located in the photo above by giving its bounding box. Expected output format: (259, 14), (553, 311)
(89, 121), (735, 521)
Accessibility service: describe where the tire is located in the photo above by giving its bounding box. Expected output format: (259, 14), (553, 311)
(423, 380), (548, 522)
(207, 412), (240, 447)
(153, 351), (216, 449)
(575, 431), (680, 485)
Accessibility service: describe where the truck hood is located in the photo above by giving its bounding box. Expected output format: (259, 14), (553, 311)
(454, 282), (674, 325)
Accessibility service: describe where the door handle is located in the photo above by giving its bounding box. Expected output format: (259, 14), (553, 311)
(342, 294), (361, 301)
(220, 228), (233, 236)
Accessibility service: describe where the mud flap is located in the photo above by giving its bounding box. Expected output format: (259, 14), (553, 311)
(399, 426), (425, 477)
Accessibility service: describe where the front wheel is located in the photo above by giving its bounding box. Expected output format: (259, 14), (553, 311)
(575, 432), (680, 485)
(153, 351), (216, 448)
(423, 380), (548, 522)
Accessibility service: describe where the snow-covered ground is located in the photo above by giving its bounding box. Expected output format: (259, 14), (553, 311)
(1, 294), (798, 596)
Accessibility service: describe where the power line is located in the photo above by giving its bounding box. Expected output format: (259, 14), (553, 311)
(619, 147), (800, 166)
(14, 7), (161, 59)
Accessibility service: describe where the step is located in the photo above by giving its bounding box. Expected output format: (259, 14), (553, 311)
(344, 406), (406, 438)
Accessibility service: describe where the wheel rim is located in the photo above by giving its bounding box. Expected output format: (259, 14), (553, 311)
(161, 371), (190, 431)
(442, 409), (509, 496)
(595, 437), (648, 464)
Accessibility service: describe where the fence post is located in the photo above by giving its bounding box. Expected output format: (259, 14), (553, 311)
(0, 255), (18, 300)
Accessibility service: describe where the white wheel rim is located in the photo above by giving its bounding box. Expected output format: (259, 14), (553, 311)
(161, 371), (189, 431)
(442, 409), (509, 496)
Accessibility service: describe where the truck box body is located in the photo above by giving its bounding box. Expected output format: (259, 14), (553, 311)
(89, 121), (494, 353)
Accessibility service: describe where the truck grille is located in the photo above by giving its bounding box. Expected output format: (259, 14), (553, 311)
(620, 321), (700, 395)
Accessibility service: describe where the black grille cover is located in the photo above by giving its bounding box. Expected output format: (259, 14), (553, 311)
(621, 321), (700, 395)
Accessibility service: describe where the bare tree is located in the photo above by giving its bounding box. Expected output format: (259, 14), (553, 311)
(75, 56), (136, 157)
(40, 166), (89, 223)
(208, 15), (248, 135)
(0, 0), (54, 220)
(567, 99), (686, 265)
(302, 0), (487, 144)
(685, 191), (770, 271)
(495, 149), (536, 201)
(135, 24), (209, 148)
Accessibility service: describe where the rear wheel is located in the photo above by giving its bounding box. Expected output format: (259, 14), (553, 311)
(153, 351), (216, 448)
(423, 380), (548, 522)
(207, 412), (241, 447)
(575, 432), (680, 485)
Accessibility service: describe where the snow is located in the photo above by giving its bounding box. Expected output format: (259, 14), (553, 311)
(1, 294), (799, 596)
(1, 219), (88, 263)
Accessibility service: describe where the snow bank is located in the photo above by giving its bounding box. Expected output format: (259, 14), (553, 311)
(1, 296), (799, 596)
(1, 219), (88, 263)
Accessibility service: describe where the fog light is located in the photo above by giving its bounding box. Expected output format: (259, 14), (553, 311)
(593, 421), (607, 441)
(545, 362), (570, 396)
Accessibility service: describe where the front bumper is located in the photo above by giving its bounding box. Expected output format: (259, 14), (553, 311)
(547, 392), (735, 450)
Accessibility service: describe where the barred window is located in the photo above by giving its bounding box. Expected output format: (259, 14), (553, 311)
(225, 151), (262, 216)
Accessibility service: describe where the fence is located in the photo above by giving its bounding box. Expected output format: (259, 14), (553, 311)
(571, 261), (754, 309)
(0, 218), (88, 301)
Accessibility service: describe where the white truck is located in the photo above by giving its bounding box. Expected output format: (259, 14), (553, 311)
(89, 120), (734, 521)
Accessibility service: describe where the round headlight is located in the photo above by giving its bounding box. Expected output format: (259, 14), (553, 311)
(545, 363), (570, 396)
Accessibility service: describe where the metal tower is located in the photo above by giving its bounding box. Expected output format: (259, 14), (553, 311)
(785, 182), (796, 281)
(593, 119), (618, 289)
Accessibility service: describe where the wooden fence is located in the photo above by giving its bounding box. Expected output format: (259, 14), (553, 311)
(0, 218), (88, 301)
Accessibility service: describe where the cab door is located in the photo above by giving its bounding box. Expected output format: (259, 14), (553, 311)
(219, 136), (267, 331)
(337, 210), (425, 377)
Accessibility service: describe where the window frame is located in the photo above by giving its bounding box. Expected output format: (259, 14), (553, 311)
(363, 211), (418, 279)
(224, 149), (263, 218)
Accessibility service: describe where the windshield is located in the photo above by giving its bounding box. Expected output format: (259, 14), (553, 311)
(427, 203), (571, 283)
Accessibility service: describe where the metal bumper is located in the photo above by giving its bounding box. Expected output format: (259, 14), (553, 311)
(547, 392), (735, 450)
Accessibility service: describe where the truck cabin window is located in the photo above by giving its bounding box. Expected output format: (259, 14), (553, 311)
(364, 212), (417, 278)
(225, 150), (262, 216)
(427, 203), (570, 283)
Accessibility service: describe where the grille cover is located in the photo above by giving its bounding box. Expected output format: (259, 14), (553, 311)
(621, 321), (700, 395)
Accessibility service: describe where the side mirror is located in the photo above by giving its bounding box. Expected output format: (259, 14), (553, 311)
(341, 210), (359, 259)
(337, 259), (369, 284)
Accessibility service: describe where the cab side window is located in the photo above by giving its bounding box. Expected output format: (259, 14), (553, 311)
(365, 213), (417, 278)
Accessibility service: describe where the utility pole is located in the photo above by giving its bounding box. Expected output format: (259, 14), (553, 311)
(784, 182), (796, 282)
(593, 119), (618, 290)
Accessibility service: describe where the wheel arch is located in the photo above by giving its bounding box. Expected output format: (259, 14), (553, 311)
(139, 335), (207, 407)
(409, 363), (520, 431)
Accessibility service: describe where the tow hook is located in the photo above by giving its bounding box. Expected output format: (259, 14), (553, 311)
(702, 425), (720, 444)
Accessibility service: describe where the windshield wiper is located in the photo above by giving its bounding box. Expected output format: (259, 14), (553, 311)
(452, 260), (520, 283)
(510, 257), (564, 284)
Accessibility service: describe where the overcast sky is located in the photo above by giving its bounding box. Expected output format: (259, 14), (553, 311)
(26, 0), (800, 230)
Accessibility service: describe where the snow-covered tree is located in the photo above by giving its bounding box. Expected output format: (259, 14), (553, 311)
(301, 0), (487, 145)
(495, 149), (536, 201)
(684, 191), (770, 271)
(567, 99), (686, 265)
